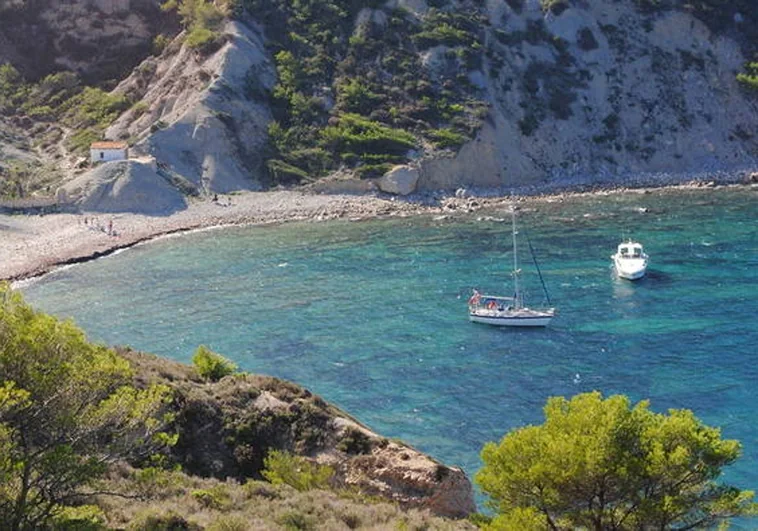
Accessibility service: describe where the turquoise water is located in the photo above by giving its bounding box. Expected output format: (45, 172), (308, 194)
(22, 188), (758, 506)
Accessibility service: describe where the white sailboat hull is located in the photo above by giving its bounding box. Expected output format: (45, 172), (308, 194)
(469, 308), (555, 327)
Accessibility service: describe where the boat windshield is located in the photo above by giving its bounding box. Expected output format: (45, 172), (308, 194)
(619, 244), (643, 258)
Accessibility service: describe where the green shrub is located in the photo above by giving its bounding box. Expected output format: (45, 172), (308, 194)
(355, 163), (393, 179)
(337, 427), (374, 455)
(337, 78), (382, 114)
(133, 466), (184, 498)
(51, 505), (106, 531)
(207, 515), (250, 531)
(66, 129), (102, 154)
(266, 159), (311, 185)
(164, 0), (224, 52)
(278, 510), (316, 531)
(262, 450), (334, 491)
(132, 101), (149, 117)
(153, 33), (172, 55)
(737, 62), (758, 91)
(192, 345), (237, 381)
(320, 113), (415, 157)
(191, 485), (230, 509)
(426, 128), (467, 149)
(185, 26), (219, 50)
(414, 23), (471, 49)
(22, 71), (80, 113)
(64, 87), (131, 128)
(0, 63), (28, 112)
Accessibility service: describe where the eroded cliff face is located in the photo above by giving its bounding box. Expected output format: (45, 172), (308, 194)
(112, 0), (756, 194)
(2, 0), (757, 200)
(105, 20), (275, 193)
(413, 0), (758, 190)
(0, 0), (174, 84)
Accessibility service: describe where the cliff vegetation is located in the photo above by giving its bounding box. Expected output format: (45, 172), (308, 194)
(0, 284), (476, 529)
(1, 0), (757, 202)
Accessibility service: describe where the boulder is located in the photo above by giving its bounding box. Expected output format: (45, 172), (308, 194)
(377, 165), (420, 196)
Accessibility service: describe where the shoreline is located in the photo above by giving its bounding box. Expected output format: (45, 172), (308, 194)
(3, 170), (757, 284)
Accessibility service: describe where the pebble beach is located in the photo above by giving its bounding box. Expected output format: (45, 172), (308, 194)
(2, 166), (756, 283)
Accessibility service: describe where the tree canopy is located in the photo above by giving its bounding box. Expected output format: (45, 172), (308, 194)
(476, 391), (757, 530)
(0, 284), (173, 530)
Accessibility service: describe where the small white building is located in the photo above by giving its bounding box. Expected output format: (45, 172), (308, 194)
(90, 141), (129, 164)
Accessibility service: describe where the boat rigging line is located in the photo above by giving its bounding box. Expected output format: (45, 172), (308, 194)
(522, 227), (552, 307)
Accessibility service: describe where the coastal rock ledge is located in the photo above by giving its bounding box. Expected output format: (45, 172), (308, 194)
(123, 349), (476, 519)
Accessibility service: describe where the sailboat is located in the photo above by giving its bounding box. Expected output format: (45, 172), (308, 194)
(468, 205), (555, 327)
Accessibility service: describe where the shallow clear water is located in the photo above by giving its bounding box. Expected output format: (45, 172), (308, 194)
(22, 188), (758, 509)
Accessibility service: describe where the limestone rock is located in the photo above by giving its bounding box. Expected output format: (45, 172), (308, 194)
(0, 0), (169, 82)
(61, 160), (187, 215)
(335, 439), (476, 518)
(122, 350), (476, 519)
(417, 0), (758, 190)
(377, 165), (420, 196)
(107, 20), (275, 194)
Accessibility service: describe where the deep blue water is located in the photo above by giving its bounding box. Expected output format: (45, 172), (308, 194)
(21, 187), (758, 511)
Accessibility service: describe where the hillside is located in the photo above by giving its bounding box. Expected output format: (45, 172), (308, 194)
(0, 284), (476, 528)
(0, 0), (757, 206)
(121, 348), (476, 519)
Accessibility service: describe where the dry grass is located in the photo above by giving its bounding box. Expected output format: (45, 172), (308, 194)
(97, 466), (475, 530)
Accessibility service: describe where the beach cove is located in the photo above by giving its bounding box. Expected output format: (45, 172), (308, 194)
(18, 185), (758, 511)
(3, 165), (757, 283)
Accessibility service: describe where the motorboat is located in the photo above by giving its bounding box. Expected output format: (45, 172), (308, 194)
(612, 241), (648, 280)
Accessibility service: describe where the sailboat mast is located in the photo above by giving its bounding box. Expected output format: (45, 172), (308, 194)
(511, 204), (520, 308)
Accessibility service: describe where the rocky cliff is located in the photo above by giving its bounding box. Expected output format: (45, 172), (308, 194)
(105, 19), (275, 194)
(0, 0), (173, 83)
(415, 0), (758, 190)
(1, 0), (757, 204)
(123, 348), (476, 519)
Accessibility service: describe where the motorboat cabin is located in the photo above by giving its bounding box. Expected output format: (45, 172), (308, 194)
(612, 241), (648, 280)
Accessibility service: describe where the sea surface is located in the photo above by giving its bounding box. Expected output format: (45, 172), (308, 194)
(22, 187), (758, 512)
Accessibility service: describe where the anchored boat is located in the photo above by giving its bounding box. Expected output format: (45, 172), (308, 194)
(468, 205), (555, 327)
(612, 241), (648, 280)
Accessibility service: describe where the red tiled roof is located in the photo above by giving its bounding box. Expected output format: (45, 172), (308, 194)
(90, 141), (128, 149)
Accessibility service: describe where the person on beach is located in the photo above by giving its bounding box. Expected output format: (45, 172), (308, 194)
(108, 219), (113, 235)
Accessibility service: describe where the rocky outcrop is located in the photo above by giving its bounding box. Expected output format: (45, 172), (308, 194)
(0, 0), (173, 83)
(333, 436), (476, 518)
(378, 165), (421, 195)
(106, 20), (275, 193)
(123, 349), (476, 519)
(60, 159), (187, 215)
(395, 0), (758, 191)
(3, 0), (758, 204)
